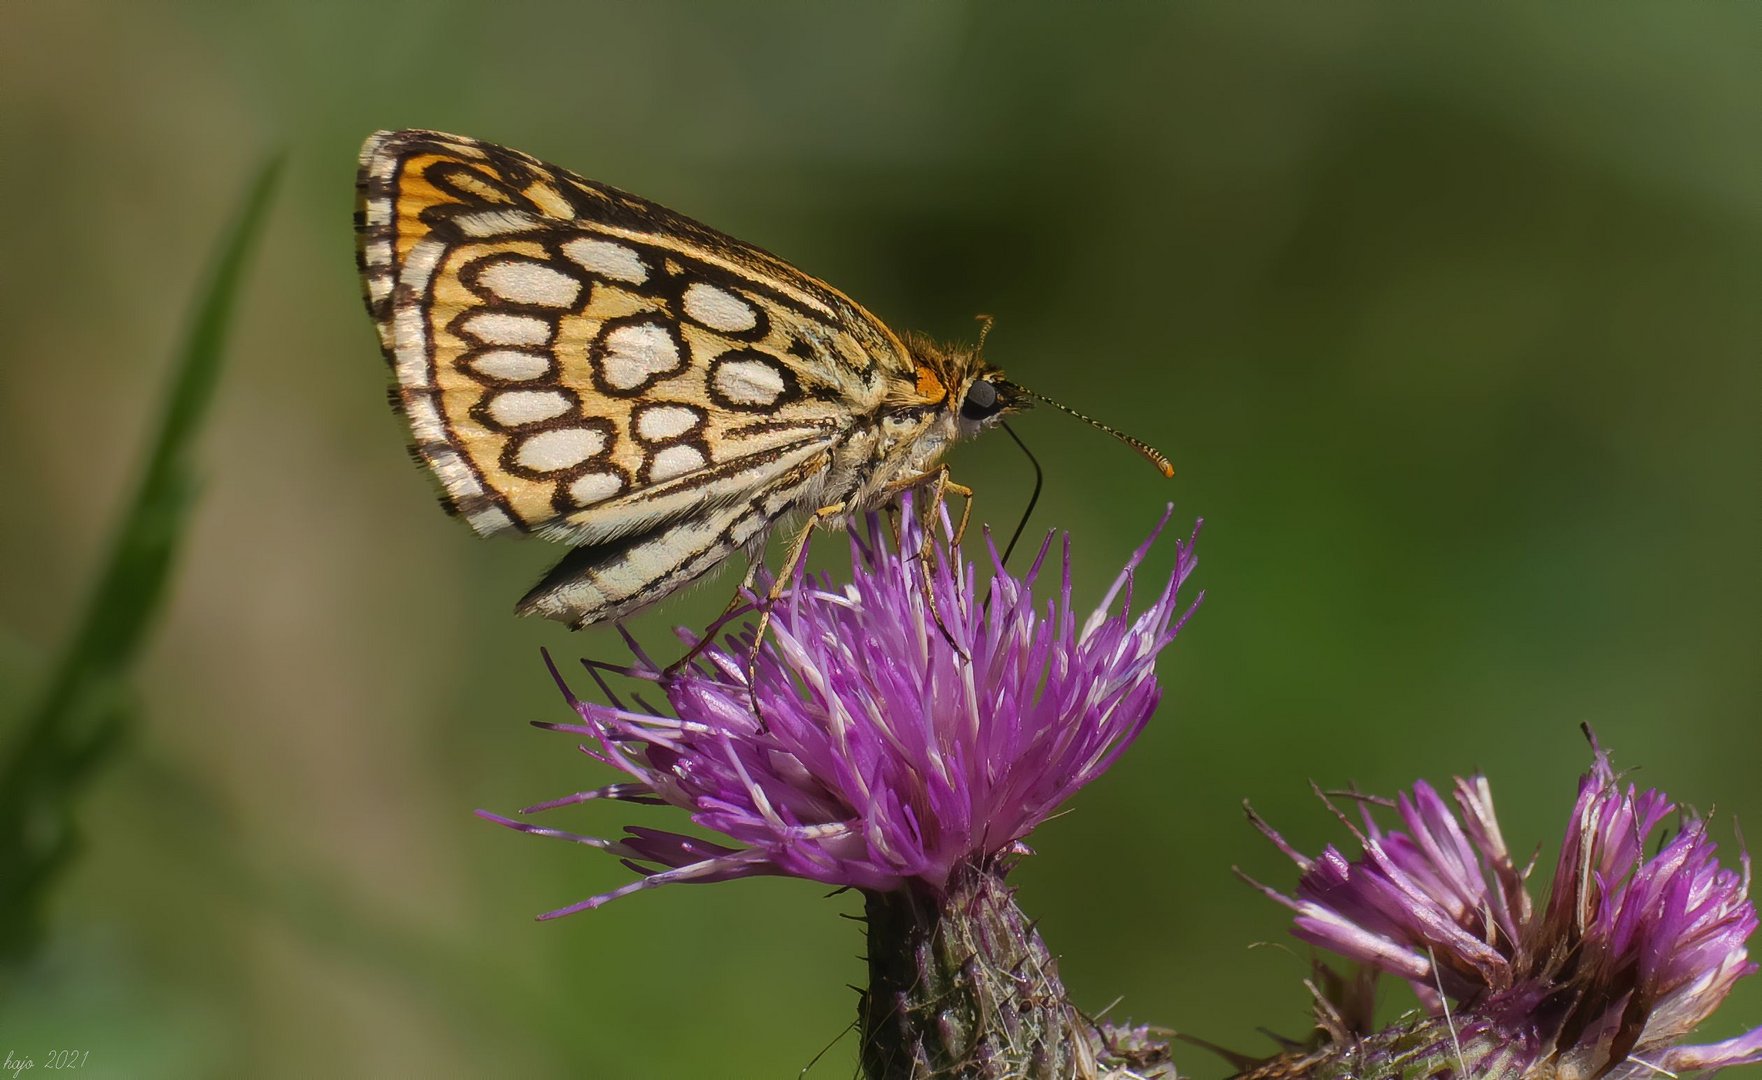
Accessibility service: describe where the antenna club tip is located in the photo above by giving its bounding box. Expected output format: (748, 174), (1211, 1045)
(1140, 447), (1175, 478)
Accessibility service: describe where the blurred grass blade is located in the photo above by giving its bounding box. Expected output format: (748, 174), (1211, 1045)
(0, 157), (283, 966)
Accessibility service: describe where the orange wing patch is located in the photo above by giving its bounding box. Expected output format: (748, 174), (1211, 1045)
(913, 362), (947, 403)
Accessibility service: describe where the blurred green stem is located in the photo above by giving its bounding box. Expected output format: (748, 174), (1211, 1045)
(0, 157), (282, 969)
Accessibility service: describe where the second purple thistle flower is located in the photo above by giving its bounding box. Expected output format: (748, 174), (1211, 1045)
(483, 498), (1203, 917)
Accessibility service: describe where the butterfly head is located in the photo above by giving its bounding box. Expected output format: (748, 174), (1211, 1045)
(900, 332), (1017, 418)
(954, 369), (1024, 434)
(921, 333), (1175, 478)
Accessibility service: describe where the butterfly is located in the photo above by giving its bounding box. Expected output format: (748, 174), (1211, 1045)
(355, 130), (1171, 630)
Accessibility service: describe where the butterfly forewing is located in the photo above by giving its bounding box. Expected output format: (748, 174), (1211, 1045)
(356, 130), (926, 624)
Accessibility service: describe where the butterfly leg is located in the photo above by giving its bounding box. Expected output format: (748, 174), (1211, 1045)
(929, 467), (975, 548)
(665, 558), (763, 675)
(742, 501), (848, 699)
(880, 466), (975, 660)
(878, 465), (975, 547)
(922, 471), (974, 660)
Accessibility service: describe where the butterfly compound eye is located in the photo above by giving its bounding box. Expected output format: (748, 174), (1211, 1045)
(960, 378), (1002, 421)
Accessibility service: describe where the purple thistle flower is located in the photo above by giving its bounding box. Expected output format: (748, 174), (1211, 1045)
(1246, 734), (1762, 1078)
(483, 499), (1201, 918)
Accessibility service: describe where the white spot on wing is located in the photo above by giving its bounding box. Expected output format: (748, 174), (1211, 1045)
(681, 282), (758, 332)
(599, 322), (683, 391)
(467, 350), (551, 381)
(487, 389), (572, 427)
(648, 445), (706, 481)
(635, 405), (702, 442)
(392, 305), (428, 387)
(428, 446), (490, 511)
(392, 239), (447, 386)
(713, 356), (787, 406)
(467, 507), (516, 534)
(515, 427), (607, 472)
(454, 208), (544, 238)
(403, 395), (446, 446)
(460, 311), (551, 347)
(476, 260), (581, 308)
(569, 471), (625, 506)
(562, 238), (648, 284)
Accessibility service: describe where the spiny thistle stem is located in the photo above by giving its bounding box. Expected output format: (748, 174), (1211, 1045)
(860, 865), (1090, 1079)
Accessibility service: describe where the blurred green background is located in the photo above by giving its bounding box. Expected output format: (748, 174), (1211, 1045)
(3, 2), (1758, 1076)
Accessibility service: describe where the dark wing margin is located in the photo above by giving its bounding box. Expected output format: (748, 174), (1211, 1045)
(354, 130), (916, 358)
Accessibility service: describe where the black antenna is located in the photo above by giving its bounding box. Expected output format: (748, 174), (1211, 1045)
(1021, 388), (1174, 478)
(999, 419), (1043, 568)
